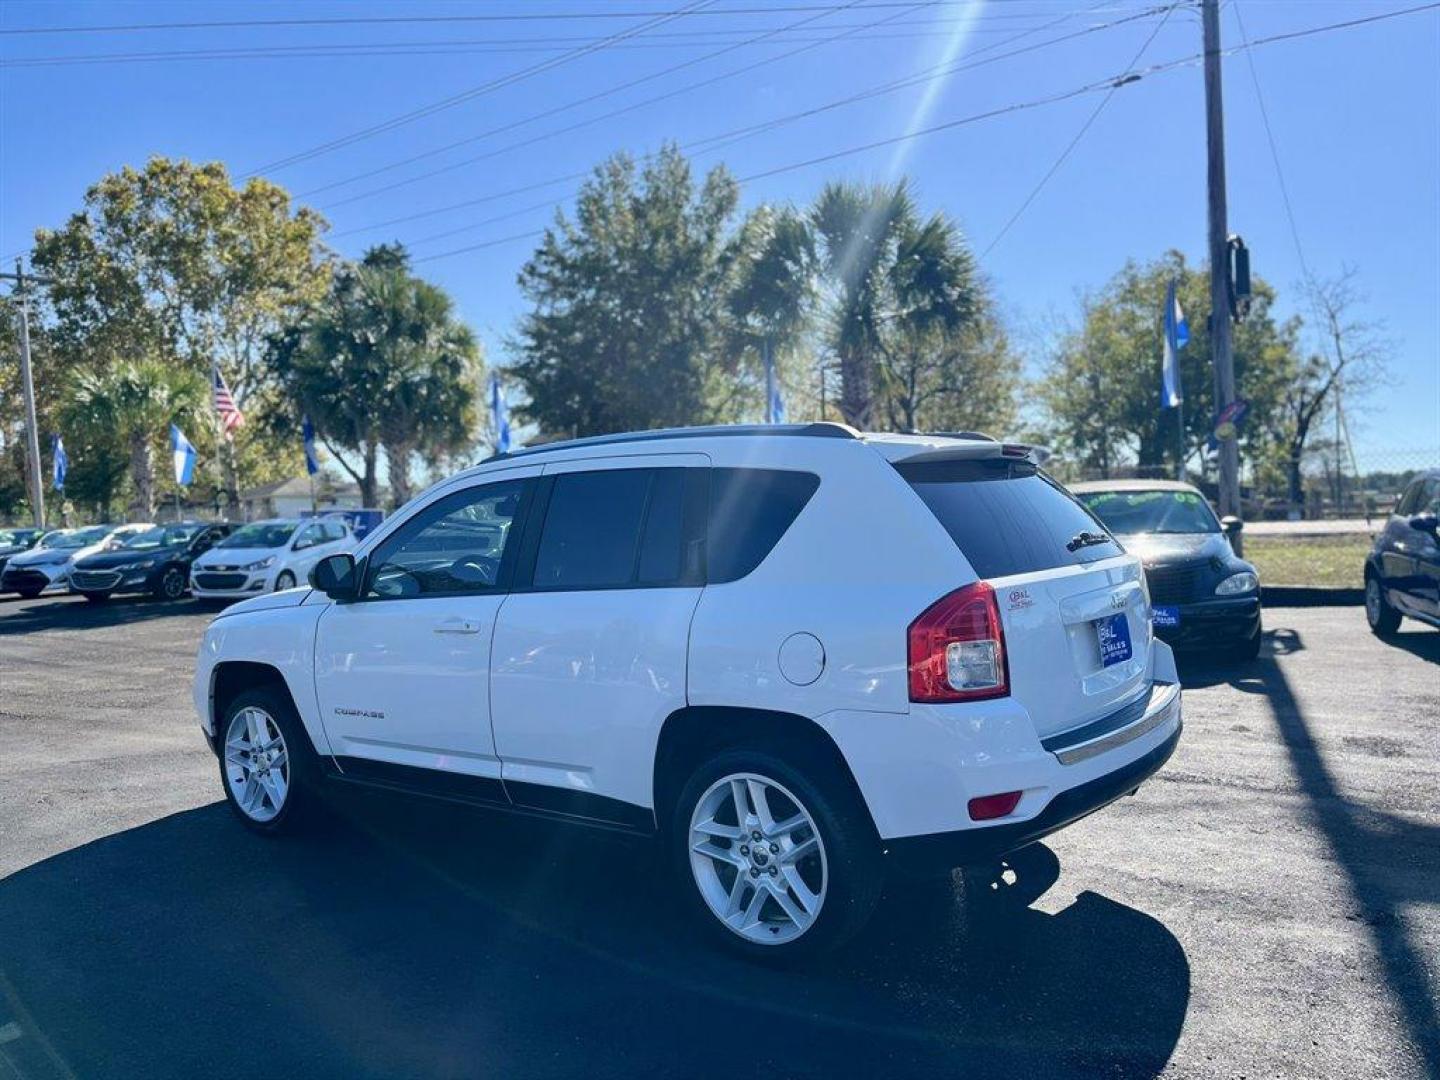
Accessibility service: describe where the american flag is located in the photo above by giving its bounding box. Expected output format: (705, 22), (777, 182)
(213, 367), (244, 436)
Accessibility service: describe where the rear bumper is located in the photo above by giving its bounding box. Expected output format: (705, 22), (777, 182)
(885, 722), (1181, 873)
(1154, 596), (1260, 649)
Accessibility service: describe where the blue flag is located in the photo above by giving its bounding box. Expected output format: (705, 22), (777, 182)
(170, 424), (197, 487)
(1162, 279), (1188, 409)
(764, 342), (786, 424)
(302, 414), (320, 476)
(51, 435), (68, 492)
(489, 373), (512, 454)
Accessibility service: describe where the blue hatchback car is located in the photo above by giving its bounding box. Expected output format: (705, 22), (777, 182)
(1365, 469), (1440, 635)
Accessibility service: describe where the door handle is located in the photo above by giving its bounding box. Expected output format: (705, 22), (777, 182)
(434, 617), (481, 635)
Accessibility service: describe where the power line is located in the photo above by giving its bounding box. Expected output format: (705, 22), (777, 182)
(308, 0), (927, 206)
(330, 1), (1162, 237)
(3, 11), (1156, 66)
(981, 1), (1181, 257)
(241, 1), (718, 177)
(399, 1), (1440, 263)
(1231, 0), (1311, 281)
(0, 2), (1060, 36)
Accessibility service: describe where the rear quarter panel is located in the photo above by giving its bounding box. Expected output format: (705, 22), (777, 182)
(687, 440), (971, 720)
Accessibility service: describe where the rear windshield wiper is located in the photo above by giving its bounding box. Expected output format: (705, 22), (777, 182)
(1066, 529), (1115, 552)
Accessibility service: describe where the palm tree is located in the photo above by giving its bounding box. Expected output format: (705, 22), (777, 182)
(274, 245), (480, 509)
(64, 359), (207, 516)
(809, 181), (978, 430)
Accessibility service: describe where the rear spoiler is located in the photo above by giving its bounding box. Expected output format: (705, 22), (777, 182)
(870, 437), (1051, 468)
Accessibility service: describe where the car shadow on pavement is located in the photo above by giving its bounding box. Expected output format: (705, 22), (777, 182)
(0, 794), (1190, 1079)
(0, 594), (205, 636)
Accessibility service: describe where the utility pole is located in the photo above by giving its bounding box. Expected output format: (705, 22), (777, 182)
(1202, 0), (1242, 549)
(2, 260), (49, 529)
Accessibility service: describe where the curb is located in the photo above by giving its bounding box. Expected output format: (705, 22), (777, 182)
(1261, 585), (1364, 607)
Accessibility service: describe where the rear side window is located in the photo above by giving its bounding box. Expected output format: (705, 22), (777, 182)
(534, 469), (652, 589)
(895, 459), (1119, 579)
(707, 468), (820, 584)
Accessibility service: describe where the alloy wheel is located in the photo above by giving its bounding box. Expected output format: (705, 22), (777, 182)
(223, 707), (290, 823)
(1365, 578), (1381, 626)
(688, 772), (828, 945)
(162, 568), (185, 600)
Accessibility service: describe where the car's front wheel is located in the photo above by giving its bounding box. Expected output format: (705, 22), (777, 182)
(155, 566), (187, 601)
(219, 688), (314, 835)
(274, 570), (297, 591)
(1365, 573), (1401, 637)
(16, 588), (41, 600)
(672, 747), (881, 960)
(81, 591), (111, 603)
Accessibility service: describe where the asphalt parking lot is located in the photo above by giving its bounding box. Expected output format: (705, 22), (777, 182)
(0, 594), (1436, 1079)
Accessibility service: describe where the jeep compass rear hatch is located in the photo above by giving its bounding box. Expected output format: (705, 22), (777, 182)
(894, 452), (1150, 739)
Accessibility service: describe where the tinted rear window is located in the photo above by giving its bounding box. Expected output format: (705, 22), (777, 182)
(534, 469), (652, 589)
(708, 468), (819, 583)
(895, 459), (1120, 578)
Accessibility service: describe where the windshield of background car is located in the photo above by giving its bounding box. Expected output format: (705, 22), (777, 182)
(1077, 489), (1221, 535)
(123, 525), (203, 550)
(52, 527), (110, 550)
(0, 531), (19, 546)
(895, 459), (1120, 578)
(216, 523), (296, 549)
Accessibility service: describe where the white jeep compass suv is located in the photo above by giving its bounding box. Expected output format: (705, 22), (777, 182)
(194, 424), (1181, 959)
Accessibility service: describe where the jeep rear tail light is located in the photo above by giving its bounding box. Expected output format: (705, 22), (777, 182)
(907, 582), (1009, 703)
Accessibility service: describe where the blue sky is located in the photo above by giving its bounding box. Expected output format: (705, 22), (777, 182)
(2, 0), (1436, 462)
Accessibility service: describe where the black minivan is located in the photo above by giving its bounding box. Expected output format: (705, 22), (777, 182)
(1365, 469), (1440, 635)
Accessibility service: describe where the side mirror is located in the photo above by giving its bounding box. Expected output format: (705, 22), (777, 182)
(310, 553), (359, 601)
(1409, 513), (1439, 536)
(1220, 515), (1244, 536)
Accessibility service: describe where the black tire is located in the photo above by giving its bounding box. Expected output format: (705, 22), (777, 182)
(274, 570), (297, 592)
(669, 744), (882, 962)
(217, 686), (319, 836)
(17, 588), (41, 600)
(1365, 573), (1401, 637)
(81, 591), (112, 604)
(155, 566), (188, 601)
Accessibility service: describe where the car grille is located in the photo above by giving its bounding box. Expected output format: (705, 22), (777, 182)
(2, 568), (51, 591)
(1144, 562), (1205, 605)
(72, 570), (123, 591)
(194, 572), (247, 590)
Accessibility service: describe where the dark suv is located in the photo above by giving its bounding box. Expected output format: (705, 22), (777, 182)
(1365, 469), (1440, 635)
(71, 522), (232, 602)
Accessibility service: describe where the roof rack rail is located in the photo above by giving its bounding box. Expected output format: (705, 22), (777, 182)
(477, 421), (860, 465)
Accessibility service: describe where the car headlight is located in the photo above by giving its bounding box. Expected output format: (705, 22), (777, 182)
(118, 558), (159, 571)
(1215, 570), (1259, 596)
(240, 556), (276, 572)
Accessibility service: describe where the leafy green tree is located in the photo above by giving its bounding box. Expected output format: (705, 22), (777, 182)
(30, 157), (330, 497)
(272, 245), (481, 509)
(512, 145), (747, 437)
(1039, 252), (1297, 478)
(809, 181), (979, 429)
(879, 290), (1020, 436)
(63, 359), (207, 517)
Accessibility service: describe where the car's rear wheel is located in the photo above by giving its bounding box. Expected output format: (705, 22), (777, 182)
(219, 688), (314, 835)
(1365, 574), (1402, 636)
(672, 747), (881, 960)
(274, 570), (296, 591)
(155, 566), (187, 601)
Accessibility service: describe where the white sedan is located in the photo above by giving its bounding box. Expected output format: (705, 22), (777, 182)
(0, 523), (154, 598)
(190, 518), (352, 602)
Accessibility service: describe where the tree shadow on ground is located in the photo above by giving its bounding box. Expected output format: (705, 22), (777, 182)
(0, 794), (1190, 1079)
